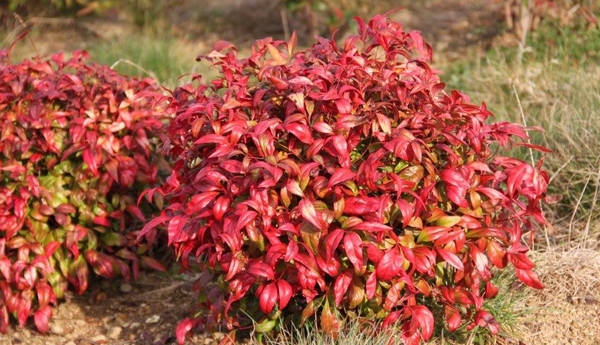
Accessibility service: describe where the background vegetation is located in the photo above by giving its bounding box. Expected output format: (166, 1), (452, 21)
(1, 0), (599, 344)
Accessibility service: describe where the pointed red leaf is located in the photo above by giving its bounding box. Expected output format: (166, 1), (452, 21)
(409, 305), (434, 340)
(33, 305), (52, 333)
(343, 232), (364, 273)
(299, 199), (327, 230)
(259, 282), (278, 314)
(248, 261), (275, 280)
(436, 247), (464, 270)
(83, 148), (99, 176)
(377, 247), (403, 281)
(515, 268), (544, 289)
(276, 279), (293, 310)
(333, 269), (353, 306)
(327, 168), (356, 188)
(444, 304), (461, 331)
(176, 318), (197, 345)
(140, 256), (167, 272)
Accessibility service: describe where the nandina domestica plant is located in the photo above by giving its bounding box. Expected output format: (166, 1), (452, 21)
(0, 50), (171, 332)
(142, 14), (551, 345)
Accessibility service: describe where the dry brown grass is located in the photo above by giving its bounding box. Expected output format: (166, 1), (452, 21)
(515, 248), (600, 345)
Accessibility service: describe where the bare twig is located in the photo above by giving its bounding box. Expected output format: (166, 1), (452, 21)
(13, 13), (39, 57)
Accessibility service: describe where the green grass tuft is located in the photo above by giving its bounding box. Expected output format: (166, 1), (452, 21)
(87, 34), (200, 87)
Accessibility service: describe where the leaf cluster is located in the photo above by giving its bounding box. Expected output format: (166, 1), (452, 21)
(142, 14), (554, 345)
(0, 51), (171, 332)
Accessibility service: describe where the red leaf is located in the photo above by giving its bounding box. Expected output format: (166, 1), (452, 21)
(167, 215), (187, 246)
(444, 304), (461, 331)
(276, 279), (293, 310)
(485, 281), (499, 298)
(472, 310), (500, 334)
(176, 318), (197, 345)
(436, 247), (464, 270)
(138, 215), (169, 241)
(213, 196), (230, 221)
(508, 252), (535, 270)
(92, 216), (112, 227)
(324, 229), (345, 261)
(247, 261), (275, 280)
(236, 211), (258, 232)
(140, 256), (166, 272)
(383, 281), (403, 311)
(16, 293), (32, 327)
(333, 269), (353, 306)
(259, 282), (278, 314)
(344, 197), (379, 215)
(33, 305), (52, 333)
(299, 199), (327, 230)
(515, 268), (544, 289)
(193, 134), (228, 146)
(286, 122), (314, 144)
(105, 158), (119, 183)
(486, 239), (506, 268)
(376, 247), (403, 281)
(470, 244), (489, 275)
(366, 270), (378, 299)
(352, 221), (392, 233)
(284, 241), (298, 262)
(343, 232), (364, 273)
(440, 168), (470, 208)
(83, 148), (99, 176)
(312, 122), (333, 134)
(327, 168), (356, 188)
(335, 98), (352, 114)
(188, 191), (221, 214)
(411, 246), (436, 274)
(408, 305), (434, 340)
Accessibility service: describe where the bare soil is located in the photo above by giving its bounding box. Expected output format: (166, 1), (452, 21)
(2, 1), (599, 344)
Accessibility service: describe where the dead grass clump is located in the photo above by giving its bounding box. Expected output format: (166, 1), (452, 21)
(528, 248), (600, 306)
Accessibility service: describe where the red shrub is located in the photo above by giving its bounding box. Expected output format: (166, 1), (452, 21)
(0, 51), (171, 332)
(143, 14), (551, 344)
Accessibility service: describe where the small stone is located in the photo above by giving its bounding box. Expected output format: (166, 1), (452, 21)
(107, 326), (123, 340)
(119, 283), (133, 293)
(145, 315), (160, 324)
(90, 334), (107, 343)
(129, 322), (141, 329)
(50, 323), (64, 335)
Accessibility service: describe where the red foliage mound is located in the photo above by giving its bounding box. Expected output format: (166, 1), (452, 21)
(0, 51), (171, 332)
(143, 14), (551, 344)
